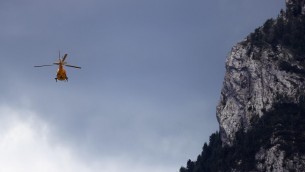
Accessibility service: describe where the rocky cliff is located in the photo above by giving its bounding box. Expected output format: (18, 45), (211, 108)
(217, 0), (305, 146)
(180, 0), (305, 171)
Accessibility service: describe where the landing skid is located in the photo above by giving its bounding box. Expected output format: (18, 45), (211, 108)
(55, 77), (68, 82)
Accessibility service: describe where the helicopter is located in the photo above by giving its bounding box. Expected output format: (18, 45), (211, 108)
(34, 52), (81, 82)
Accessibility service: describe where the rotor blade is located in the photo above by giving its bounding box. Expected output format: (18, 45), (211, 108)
(65, 64), (81, 69)
(62, 54), (68, 62)
(53, 63), (60, 65)
(34, 64), (54, 67)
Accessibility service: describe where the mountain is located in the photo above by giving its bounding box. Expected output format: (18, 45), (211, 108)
(180, 0), (305, 171)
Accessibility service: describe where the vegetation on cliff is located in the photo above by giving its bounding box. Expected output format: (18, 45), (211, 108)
(180, 98), (305, 172)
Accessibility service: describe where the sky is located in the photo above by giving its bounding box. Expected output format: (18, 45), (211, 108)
(0, 0), (285, 171)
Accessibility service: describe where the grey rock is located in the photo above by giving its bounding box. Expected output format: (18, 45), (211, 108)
(217, 41), (303, 146)
(213, 0), (305, 171)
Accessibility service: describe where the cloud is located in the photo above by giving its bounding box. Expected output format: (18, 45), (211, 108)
(0, 105), (177, 172)
(0, 105), (86, 172)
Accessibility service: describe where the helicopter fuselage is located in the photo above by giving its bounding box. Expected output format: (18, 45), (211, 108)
(56, 64), (68, 81)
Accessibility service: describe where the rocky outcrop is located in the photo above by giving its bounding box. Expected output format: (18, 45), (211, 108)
(215, 0), (305, 171)
(217, 0), (305, 146)
(216, 42), (305, 146)
(256, 145), (305, 172)
(180, 1), (305, 171)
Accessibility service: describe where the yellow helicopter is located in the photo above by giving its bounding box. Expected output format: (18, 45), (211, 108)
(34, 52), (81, 82)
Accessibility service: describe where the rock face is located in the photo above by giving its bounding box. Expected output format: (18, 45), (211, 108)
(180, 1), (305, 171)
(216, 42), (303, 145)
(216, 0), (305, 170)
(216, 0), (305, 145)
(255, 145), (305, 172)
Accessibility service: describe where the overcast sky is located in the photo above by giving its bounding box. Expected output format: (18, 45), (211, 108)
(0, 1), (285, 171)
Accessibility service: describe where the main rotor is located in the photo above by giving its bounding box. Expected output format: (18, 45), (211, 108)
(34, 52), (81, 69)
